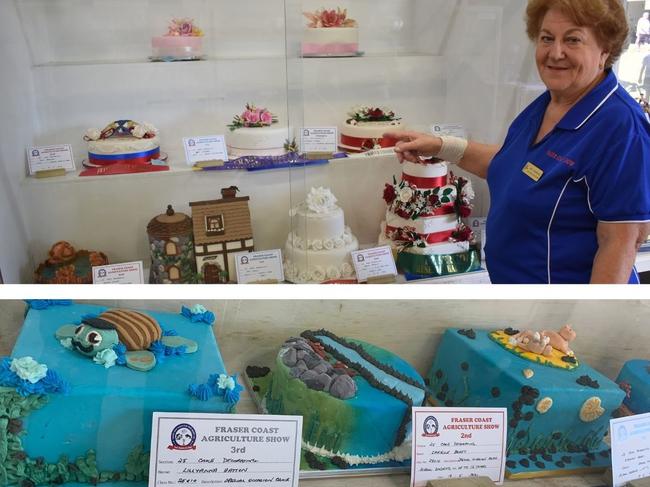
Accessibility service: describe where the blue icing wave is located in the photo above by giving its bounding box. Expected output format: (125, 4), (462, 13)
(181, 305), (215, 325)
(316, 335), (425, 406)
(189, 373), (242, 405)
(0, 357), (69, 396)
(25, 300), (73, 310)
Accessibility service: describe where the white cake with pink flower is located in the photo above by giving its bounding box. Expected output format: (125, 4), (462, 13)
(151, 18), (204, 60)
(302, 8), (358, 56)
(226, 104), (290, 158)
(378, 160), (480, 276)
(284, 187), (358, 283)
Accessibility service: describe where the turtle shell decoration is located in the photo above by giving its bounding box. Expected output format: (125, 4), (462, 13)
(56, 309), (198, 372)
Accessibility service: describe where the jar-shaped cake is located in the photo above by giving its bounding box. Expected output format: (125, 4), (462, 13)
(147, 205), (196, 283)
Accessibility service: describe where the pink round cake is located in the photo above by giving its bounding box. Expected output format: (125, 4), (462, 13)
(151, 36), (202, 59)
(302, 8), (358, 57)
(152, 18), (204, 60)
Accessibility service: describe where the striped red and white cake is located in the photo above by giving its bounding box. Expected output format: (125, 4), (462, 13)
(379, 160), (475, 257)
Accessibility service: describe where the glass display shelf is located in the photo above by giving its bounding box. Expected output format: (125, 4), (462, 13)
(32, 52), (443, 69)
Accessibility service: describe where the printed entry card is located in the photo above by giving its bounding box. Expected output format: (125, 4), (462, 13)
(183, 135), (228, 166)
(92, 261), (144, 284)
(610, 412), (650, 487)
(149, 412), (302, 487)
(27, 144), (76, 175)
(234, 249), (284, 284)
(351, 246), (397, 283)
(411, 407), (507, 486)
(300, 127), (337, 153)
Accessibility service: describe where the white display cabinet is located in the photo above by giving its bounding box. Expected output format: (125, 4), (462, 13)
(0, 0), (540, 283)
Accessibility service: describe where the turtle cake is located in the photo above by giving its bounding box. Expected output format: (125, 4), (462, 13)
(0, 301), (238, 487)
(56, 308), (198, 371)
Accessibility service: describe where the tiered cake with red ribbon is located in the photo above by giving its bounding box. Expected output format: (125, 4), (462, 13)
(378, 160), (480, 277)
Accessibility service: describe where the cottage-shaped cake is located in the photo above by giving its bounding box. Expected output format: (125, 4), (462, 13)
(190, 187), (254, 282)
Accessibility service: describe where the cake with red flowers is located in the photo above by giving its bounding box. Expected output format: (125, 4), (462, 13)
(339, 106), (405, 153)
(378, 160), (480, 277)
(226, 104), (290, 158)
(151, 18), (204, 60)
(302, 8), (358, 56)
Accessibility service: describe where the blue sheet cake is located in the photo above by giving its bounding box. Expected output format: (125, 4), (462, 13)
(426, 327), (625, 479)
(246, 329), (426, 472)
(0, 301), (240, 487)
(616, 359), (650, 415)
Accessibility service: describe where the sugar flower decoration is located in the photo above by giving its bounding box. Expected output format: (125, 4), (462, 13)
(93, 348), (118, 369)
(305, 187), (337, 213)
(217, 374), (236, 391)
(347, 106), (400, 123)
(166, 18), (203, 37)
(84, 128), (101, 141)
(304, 8), (357, 28)
(192, 304), (207, 315)
(228, 104), (278, 131)
(10, 357), (48, 384)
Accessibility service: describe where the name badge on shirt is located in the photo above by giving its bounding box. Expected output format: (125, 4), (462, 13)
(522, 162), (544, 181)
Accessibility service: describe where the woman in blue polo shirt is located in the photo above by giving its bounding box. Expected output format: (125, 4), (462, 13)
(386, 0), (650, 284)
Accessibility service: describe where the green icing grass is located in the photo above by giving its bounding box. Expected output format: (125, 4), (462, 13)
(0, 388), (149, 486)
(263, 355), (357, 454)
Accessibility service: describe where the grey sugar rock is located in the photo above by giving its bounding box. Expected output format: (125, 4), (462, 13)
(281, 337), (357, 399)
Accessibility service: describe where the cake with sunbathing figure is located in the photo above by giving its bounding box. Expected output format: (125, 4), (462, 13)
(427, 325), (624, 479)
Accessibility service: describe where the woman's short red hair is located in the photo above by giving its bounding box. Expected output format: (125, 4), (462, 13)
(526, 0), (629, 68)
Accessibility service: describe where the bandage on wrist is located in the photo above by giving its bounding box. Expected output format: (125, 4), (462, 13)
(436, 135), (468, 163)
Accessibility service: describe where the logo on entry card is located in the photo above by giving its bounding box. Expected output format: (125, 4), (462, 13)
(422, 415), (440, 437)
(168, 423), (197, 450)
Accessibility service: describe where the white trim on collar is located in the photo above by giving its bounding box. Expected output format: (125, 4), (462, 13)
(573, 84), (619, 130)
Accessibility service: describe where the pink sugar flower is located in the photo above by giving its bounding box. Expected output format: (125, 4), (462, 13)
(260, 110), (273, 124)
(243, 110), (260, 124)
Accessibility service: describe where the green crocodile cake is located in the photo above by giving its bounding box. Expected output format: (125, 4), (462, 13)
(246, 329), (426, 471)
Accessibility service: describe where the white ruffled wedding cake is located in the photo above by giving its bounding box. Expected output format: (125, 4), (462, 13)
(284, 187), (358, 283)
